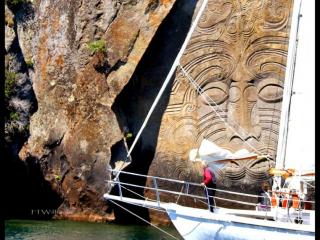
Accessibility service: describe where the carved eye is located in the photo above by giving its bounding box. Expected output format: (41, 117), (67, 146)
(200, 82), (228, 105)
(257, 77), (283, 103)
(258, 84), (283, 102)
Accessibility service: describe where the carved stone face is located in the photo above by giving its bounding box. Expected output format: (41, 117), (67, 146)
(153, 0), (293, 184)
(190, 37), (287, 157)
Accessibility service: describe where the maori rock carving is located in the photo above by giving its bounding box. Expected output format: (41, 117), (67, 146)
(151, 0), (293, 185)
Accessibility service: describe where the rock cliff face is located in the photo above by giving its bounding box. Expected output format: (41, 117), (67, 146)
(5, 0), (293, 224)
(5, 1), (40, 219)
(11, 0), (177, 221)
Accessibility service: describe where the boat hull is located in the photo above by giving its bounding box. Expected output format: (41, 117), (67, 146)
(104, 194), (314, 240)
(167, 206), (314, 240)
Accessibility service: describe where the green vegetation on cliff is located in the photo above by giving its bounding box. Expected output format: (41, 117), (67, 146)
(5, 70), (16, 98)
(87, 39), (107, 54)
(25, 59), (33, 68)
(6, 0), (34, 6)
(6, 0), (27, 6)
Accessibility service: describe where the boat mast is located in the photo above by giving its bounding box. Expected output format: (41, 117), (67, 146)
(125, 0), (208, 159)
(275, 0), (302, 171)
(112, 0), (208, 181)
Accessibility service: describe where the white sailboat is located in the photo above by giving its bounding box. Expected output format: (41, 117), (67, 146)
(105, 169), (314, 240)
(104, 0), (315, 239)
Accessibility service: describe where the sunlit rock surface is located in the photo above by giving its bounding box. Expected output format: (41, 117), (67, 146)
(17, 0), (177, 221)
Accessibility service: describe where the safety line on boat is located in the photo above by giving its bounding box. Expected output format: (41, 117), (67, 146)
(213, 196), (258, 207)
(111, 182), (314, 219)
(110, 181), (258, 208)
(110, 176), (260, 209)
(303, 181), (315, 189)
(115, 196), (168, 213)
(119, 185), (168, 213)
(108, 182), (315, 210)
(109, 200), (180, 240)
(119, 182), (257, 209)
(108, 170), (264, 198)
(107, 170), (316, 204)
(115, 184), (209, 211)
(176, 184), (185, 204)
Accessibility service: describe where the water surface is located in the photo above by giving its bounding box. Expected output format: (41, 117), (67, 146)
(5, 219), (181, 240)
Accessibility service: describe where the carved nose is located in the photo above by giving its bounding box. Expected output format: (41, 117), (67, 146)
(228, 113), (261, 141)
(227, 86), (261, 142)
(227, 64), (262, 143)
(229, 126), (261, 142)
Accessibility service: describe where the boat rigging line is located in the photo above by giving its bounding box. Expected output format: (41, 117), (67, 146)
(109, 200), (180, 240)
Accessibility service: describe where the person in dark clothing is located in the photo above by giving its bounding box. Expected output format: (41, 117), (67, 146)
(257, 181), (271, 211)
(201, 161), (216, 212)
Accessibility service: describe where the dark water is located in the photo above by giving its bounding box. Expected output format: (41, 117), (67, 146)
(5, 219), (182, 240)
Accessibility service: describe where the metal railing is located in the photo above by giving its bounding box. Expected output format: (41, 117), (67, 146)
(107, 170), (261, 211)
(110, 170), (209, 208)
(106, 170), (315, 213)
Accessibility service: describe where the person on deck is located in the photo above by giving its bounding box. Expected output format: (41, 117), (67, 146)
(257, 182), (271, 211)
(201, 161), (216, 212)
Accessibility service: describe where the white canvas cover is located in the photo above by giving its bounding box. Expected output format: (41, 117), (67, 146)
(189, 139), (257, 174)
